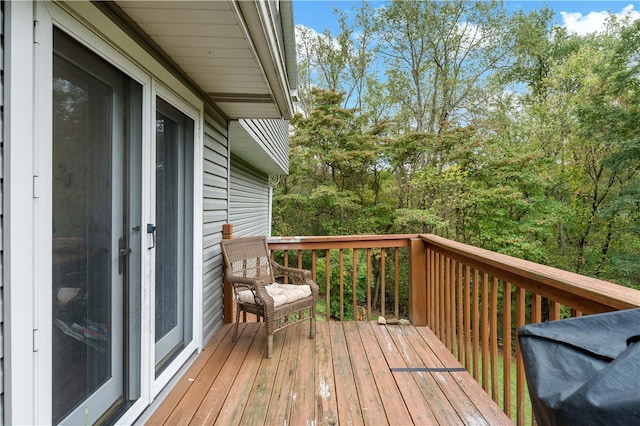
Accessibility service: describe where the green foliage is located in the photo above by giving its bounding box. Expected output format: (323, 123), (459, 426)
(282, 3), (640, 291)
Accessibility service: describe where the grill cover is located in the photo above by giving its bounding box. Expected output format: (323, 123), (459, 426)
(518, 308), (640, 426)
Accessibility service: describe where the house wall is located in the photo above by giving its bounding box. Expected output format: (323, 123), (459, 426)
(202, 107), (229, 343)
(229, 156), (270, 237)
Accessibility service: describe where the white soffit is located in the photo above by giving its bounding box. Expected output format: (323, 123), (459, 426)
(116, 0), (291, 119)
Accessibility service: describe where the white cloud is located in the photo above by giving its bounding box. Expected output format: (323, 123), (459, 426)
(560, 4), (640, 35)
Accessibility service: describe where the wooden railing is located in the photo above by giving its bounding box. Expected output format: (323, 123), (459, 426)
(222, 226), (640, 425)
(266, 234), (420, 321)
(421, 234), (640, 426)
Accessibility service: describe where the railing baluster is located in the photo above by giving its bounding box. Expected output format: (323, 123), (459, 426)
(445, 257), (452, 350)
(284, 250), (289, 283)
(429, 248), (436, 331)
(367, 248), (372, 321)
(297, 250), (302, 269)
(381, 249), (386, 318)
(491, 276), (499, 404)
(339, 249), (344, 321)
(532, 294), (542, 324)
(326, 249), (331, 322)
(516, 287), (526, 426)
(395, 247), (400, 319)
(549, 300), (561, 321)
(482, 271), (489, 393)
(353, 249), (358, 320)
(439, 252), (446, 341)
(311, 250), (317, 283)
(503, 281), (512, 419)
(450, 258), (456, 352)
(472, 268), (480, 382)
(465, 265), (472, 371)
(457, 261), (463, 364)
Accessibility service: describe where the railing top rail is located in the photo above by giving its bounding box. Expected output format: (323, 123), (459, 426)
(420, 234), (640, 312)
(267, 234), (419, 250)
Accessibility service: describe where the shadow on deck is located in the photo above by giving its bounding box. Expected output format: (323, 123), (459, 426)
(147, 321), (512, 425)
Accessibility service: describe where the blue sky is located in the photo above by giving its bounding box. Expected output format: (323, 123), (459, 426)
(293, 1), (640, 35)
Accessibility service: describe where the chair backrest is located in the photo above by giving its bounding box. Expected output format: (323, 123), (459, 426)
(220, 236), (275, 283)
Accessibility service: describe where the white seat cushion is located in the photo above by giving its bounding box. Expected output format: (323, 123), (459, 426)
(237, 283), (312, 307)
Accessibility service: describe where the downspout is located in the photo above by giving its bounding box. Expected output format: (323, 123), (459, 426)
(227, 121), (233, 226)
(268, 175), (280, 237)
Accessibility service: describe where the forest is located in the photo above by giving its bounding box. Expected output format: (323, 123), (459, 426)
(272, 0), (640, 302)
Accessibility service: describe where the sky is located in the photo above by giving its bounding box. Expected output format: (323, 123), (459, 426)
(293, 1), (640, 36)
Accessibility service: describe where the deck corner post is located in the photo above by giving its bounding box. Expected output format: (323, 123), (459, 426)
(222, 223), (233, 240)
(409, 238), (427, 326)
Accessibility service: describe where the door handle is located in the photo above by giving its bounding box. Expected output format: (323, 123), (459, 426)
(147, 223), (156, 249)
(118, 237), (131, 275)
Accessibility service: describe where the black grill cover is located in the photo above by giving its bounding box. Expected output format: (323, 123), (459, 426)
(518, 308), (640, 426)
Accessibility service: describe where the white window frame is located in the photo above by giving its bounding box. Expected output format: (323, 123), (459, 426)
(30, 2), (204, 424)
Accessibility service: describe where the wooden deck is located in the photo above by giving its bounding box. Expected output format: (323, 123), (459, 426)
(147, 321), (512, 425)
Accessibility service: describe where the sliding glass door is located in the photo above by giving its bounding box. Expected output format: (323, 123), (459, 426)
(52, 29), (142, 425)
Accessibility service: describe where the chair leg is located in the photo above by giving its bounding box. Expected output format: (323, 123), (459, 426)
(233, 307), (241, 341)
(266, 334), (273, 359)
(309, 316), (316, 339)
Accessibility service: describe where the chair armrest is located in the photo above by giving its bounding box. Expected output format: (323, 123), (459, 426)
(225, 273), (275, 309)
(254, 278), (274, 310)
(270, 261), (320, 296)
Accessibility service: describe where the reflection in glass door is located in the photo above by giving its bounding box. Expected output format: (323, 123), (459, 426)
(52, 29), (142, 425)
(154, 98), (194, 375)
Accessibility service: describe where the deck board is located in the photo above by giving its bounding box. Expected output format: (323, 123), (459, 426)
(146, 321), (513, 425)
(289, 322), (317, 425)
(343, 321), (387, 424)
(315, 320), (339, 426)
(264, 323), (302, 424)
(191, 323), (259, 424)
(330, 320), (364, 425)
(238, 325), (286, 425)
(356, 321), (414, 426)
(385, 325), (466, 425)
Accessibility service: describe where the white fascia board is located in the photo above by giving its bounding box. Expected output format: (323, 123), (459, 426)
(234, 0), (295, 119)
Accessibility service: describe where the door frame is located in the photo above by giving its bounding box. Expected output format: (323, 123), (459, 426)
(150, 83), (203, 396)
(32, 2), (204, 423)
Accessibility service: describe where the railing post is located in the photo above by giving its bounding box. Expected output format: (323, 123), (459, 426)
(409, 238), (427, 326)
(222, 224), (234, 324)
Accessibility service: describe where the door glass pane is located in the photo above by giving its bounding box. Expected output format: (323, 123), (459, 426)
(52, 55), (113, 422)
(155, 110), (180, 339)
(155, 98), (194, 375)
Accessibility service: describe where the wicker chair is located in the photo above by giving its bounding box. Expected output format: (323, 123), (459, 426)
(221, 236), (318, 358)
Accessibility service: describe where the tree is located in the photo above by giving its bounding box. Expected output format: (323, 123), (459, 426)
(284, 2), (639, 291)
(370, 0), (515, 133)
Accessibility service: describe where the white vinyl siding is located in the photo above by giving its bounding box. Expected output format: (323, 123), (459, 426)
(201, 107), (228, 344)
(237, 119), (289, 174)
(229, 157), (270, 237)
